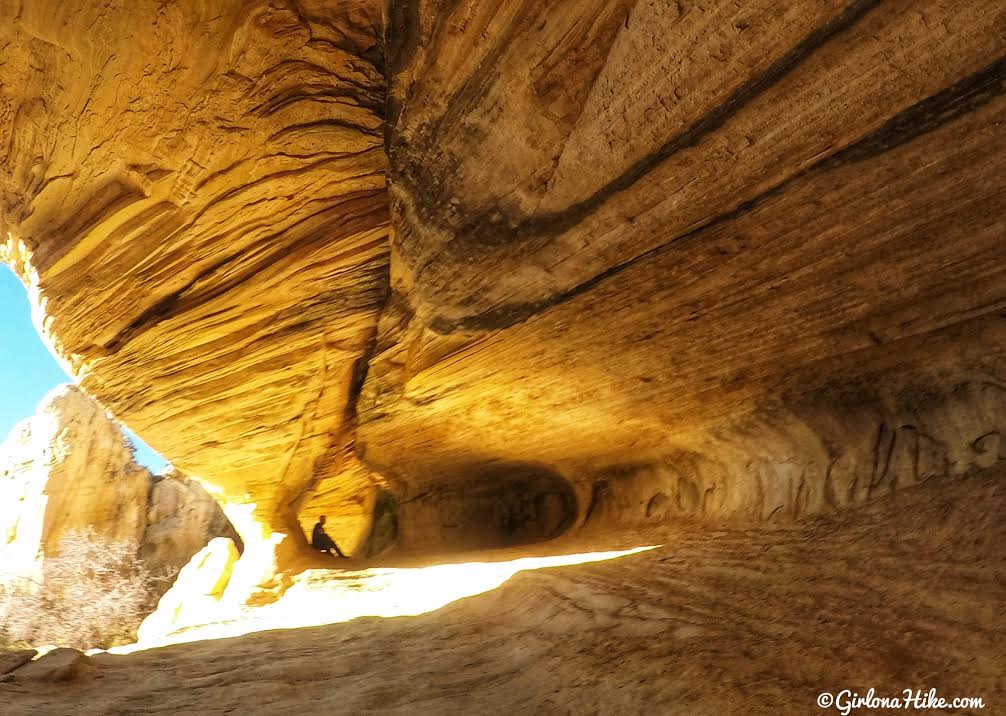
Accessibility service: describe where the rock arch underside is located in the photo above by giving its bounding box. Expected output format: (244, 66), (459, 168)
(1, 0), (1003, 588)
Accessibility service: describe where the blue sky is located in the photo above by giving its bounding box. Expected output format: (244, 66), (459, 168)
(0, 265), (168, 472)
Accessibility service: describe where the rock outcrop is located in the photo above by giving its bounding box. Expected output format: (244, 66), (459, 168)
(0, 650), (36, 677)
(0, 385), (150, 580)
(0, 1), (1003, 566)
(0, 385), (237, 582)
(0, 0), (390, 567)
(365, 0), (1006, 543)
(142, 469), (242, 574)
(136, 537), (240, 644)
(7, 648), (96, 684)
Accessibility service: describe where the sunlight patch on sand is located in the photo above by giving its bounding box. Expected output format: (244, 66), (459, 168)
(109, 545), (659, 654)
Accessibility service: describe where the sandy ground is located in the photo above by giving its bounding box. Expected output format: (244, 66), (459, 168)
(2, 468), (1004, 715)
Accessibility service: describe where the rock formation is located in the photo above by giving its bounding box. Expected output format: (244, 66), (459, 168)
(136, 537), (241, 644)
(0, 1), (1002, 570)
(143, 469), (241, 574)
(0, 385), (150, 580)
(0, 0), (390, 569)
(0, 384), (237, 582)
(3, 467), (1005, 712)
(7, 648), (96, 684)
(367, 0), (1006, 543)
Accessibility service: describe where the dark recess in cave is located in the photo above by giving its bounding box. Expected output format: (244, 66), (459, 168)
(396, 462), (578, 553)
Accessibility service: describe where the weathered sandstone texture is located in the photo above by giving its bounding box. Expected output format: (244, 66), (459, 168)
(143, 469), (242, 574)
(0, 385), (237, 582)
(365, 0), (1006, 547)
(0, 385), (150, 579)
(0, 0), (390, 565)
(1, 1), (1004, 562)
(3, 468), (1004, 713)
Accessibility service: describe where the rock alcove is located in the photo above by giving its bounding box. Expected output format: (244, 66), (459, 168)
(0, 0), (1001, 579)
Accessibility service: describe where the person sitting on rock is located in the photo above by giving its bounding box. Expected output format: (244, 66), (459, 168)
(311, 515), (348, 558)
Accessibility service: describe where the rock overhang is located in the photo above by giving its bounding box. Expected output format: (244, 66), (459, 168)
(0, 0), (1002, 566)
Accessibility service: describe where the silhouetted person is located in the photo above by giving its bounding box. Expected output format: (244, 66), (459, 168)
(311, 515), (348, 558)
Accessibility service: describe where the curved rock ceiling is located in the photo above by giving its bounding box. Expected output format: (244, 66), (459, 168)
(1, 0), (389, 562)
(2, 0), (1004, 565)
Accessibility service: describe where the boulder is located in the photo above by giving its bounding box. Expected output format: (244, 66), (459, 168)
(141, 469), (242, 574)
(11, 648), (95, 683)
(0, 649), (36, 675)
(136, 537), (240, 643)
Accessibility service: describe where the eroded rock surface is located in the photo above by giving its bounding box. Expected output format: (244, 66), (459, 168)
(9, 648), (96, 684)
(0, 385), (151, 579)
(0, 1), (1003, 562)
(3, 468), (1004, 714)
(0, 650), (36, 676)
(0, 385), (237, 582)
(142, 469), (242, 573)
(360, 0), (1006, 541)
(0, 0), (390, 563)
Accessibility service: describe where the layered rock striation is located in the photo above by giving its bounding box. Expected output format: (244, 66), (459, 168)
(365, 0), (1006, 542)
(1, 0), (1003, 563)
(0, 0), (390, 565)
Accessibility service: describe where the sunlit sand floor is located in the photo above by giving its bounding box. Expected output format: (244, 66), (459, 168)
(110, 545), (659, 653)
(3, 467), (1004, 715)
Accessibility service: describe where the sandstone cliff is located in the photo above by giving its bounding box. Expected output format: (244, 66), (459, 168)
(0, 385), (237, 582)
(0, 385), (150, 580)
(143, 469), (242, 574)
(0, 1), (1002, 567)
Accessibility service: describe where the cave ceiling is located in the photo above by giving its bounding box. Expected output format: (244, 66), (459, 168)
(2, 0), (1003, 554)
